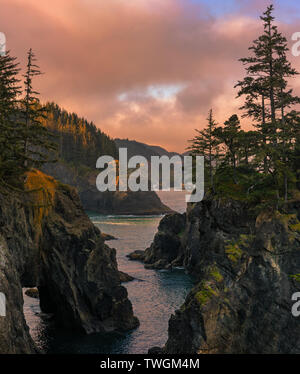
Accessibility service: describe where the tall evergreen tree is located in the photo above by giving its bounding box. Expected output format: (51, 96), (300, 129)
(235, 5), (300, 202)
(238, 130), (258, 166)
(214, 114), (241, 183)
(188, 109), (219, 191)
(0, 51), (23, 181)
(21, 49), (56, 167)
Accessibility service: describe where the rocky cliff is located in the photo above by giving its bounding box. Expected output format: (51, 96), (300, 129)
(0, 170), (138, 354)
(42, 163), (172, 215)
(128, 213), (186, 269)
(137, 196), (300, 353)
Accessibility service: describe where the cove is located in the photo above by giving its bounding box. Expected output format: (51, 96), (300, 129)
(23, 191), (192, 353)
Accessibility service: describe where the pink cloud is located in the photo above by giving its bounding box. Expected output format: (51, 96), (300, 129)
(0, 0), (299, 152)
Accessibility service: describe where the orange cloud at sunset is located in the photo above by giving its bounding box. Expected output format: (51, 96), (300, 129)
(1, 0), (300, 152)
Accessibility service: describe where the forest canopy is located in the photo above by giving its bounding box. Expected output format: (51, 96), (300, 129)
(41, 102), (118, 170)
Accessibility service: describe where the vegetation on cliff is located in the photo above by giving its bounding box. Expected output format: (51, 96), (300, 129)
(189, 5), (300, 209)
(0, 49), (57, 186)
(0, 46), (141, 351)
(0, 169), (139, 353)
(141, 9), (300, 354)
(143, 194), (300, 353)
(0, 48), (117, 187)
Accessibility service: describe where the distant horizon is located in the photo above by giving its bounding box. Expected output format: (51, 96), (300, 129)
(1, 0), (300, 152)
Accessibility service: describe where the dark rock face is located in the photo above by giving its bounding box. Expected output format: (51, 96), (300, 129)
(38, 184), (139, 333)
(119, 271), (135, 283)
(148, 346), (164, 354)
(127, 250), (146, 262)
(145, 197), (300, 353)
(0, 170), (138, 353)
(25, 288), (39, 299)
(0, 236), (37, 353)
(128, 213), (186, 269)
(144, 213), (186, 269)
(101, 232), (117, 241)
(42, 163), (173, 215)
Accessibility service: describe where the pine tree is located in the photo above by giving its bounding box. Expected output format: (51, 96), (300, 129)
(238, 130), (258, 166)
(214, 114), (241, 183)
(235, 5), (300, 202)
(0, 51), (24, 181)
(188, 109), (219, 191)
(21, 49), (57, 168)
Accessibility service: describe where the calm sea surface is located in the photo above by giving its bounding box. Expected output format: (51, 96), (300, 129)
(23, 190), (192, 353)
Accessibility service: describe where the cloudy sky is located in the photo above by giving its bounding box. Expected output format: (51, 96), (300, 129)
(1, 0), (300, 152)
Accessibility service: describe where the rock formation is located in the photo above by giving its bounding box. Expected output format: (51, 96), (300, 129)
(138, 196), (300, 353)
(128, 213), (186, 269)
(0, 170), (138, 353)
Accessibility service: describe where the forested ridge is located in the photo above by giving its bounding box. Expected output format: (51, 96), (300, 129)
(41, 102), (118, 170)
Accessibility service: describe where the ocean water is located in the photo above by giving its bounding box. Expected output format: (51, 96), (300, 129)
(23, 190), (192, 354)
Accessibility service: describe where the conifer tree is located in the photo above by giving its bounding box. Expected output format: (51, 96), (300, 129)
(238, 130), (258, 166)
(21, 49), (56, 167)
(188, 109), (219, 191)
(0, 51), (23, 180)
(235, 5), (300, 201)
(214, 114), (241, 183)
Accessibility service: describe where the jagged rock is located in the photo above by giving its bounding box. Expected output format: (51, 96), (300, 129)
(144, 259), (170, 270)
(25, 288), (39, 299)
(143, 213), (186, 268)
(0, 170), (139, 353)
(127, 250), (146, 261)
(119, 271), (135, 283)
(101, 233), (118, 241)
(147, 197), (300, 353)
(128, 213), (186, 269)
(0, 236), (37, 353)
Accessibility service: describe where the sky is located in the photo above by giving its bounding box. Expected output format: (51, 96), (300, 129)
(1, 0), (300, 152)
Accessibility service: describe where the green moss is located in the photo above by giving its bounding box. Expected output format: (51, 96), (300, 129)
(210, 266), (223, 282)
(290, 223), (300, 232)
(276, 212), (298, 230)
(195, 282), (218, 306)
(277, 212), (296, 224)
(239, 234), (254, 247)
(275, 212), (300, 242)
(225, 242), (243, 263)
(225, 233), (255, 263)
(290, 274), (300, 282)
(195, 281), (218, 306)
